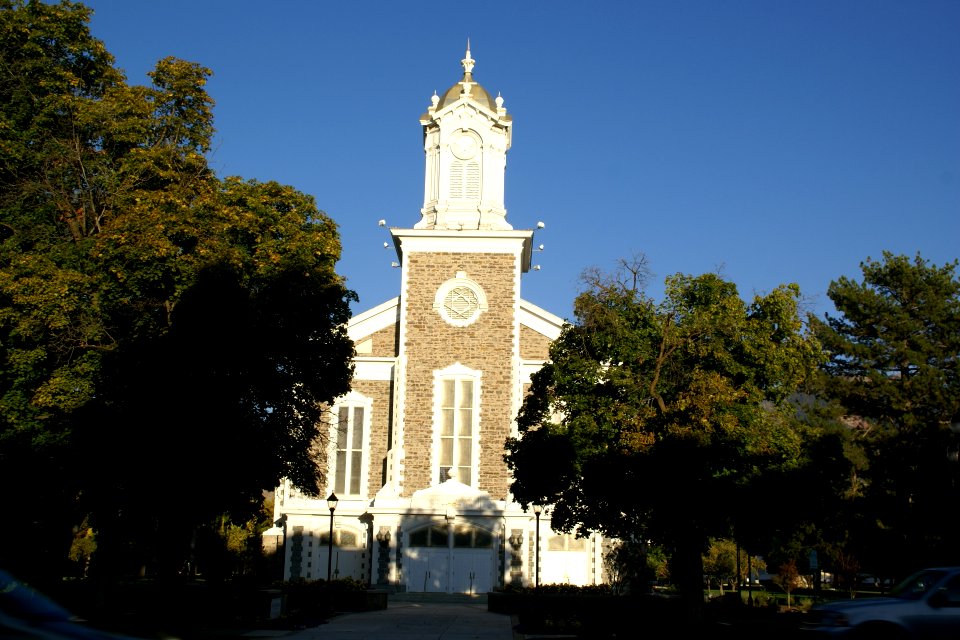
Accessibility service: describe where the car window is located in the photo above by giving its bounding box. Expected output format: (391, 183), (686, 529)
(941, 574), (960, 606)
(891, 569), (948, 600)
(0, 569), (73, 621)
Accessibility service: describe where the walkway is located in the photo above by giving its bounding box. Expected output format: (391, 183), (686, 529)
(247, 595), (518, 640)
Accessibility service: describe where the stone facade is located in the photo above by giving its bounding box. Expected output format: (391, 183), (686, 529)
(521, 325), (555, 361)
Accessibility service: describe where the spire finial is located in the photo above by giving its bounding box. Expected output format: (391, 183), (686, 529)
(461, 39), (475, 75)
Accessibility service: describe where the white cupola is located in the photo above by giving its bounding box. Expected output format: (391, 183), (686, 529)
(416, 42), (513, 231)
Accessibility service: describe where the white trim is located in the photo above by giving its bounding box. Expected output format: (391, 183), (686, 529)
(395, 231), (530, 254)
(353, 358), (395, 382)
(347, 297), (400, 342)
(519, 361), (547, 385)
(519, 298), (565, 339)
(511, 252), (524, 442)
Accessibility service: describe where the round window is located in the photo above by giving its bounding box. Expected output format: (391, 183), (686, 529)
(434, 272), (487, 327)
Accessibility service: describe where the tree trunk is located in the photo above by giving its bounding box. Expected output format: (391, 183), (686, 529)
(671, 529), (706, 622)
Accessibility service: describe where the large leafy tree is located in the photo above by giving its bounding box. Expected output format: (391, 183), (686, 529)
(506, 256), (824, 617)
(0, 0), (355, 581)
(809, 251), (960, 576)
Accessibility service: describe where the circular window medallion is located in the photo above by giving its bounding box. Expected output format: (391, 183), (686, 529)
(434, 272), (488, 327)
(444, 286), (480, 321)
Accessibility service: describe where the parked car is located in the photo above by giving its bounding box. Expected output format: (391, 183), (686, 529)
(800, 566), (960, 639)
(0, 569), (146, 640)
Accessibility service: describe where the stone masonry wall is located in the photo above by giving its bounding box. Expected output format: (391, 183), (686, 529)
(520, 325), (553, 361)
(351, 378), (392, 496)
(368, 323), (399, 358)
(401, 251), (518, 498)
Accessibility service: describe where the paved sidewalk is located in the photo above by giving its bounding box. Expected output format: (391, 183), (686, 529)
(249, 601), (516, 640)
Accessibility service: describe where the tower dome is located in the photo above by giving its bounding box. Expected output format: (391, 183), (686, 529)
(433, 42), (497, 112)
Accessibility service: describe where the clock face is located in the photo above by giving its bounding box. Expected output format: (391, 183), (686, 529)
(451, 134), (478, 160)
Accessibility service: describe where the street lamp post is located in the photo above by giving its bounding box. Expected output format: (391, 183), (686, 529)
(533, 504), (542, 589)
(327, 492), (338, 582)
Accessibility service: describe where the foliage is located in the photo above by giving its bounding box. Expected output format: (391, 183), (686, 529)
(506, 256), (824, 618)
(283, 576), (369, 595)
(207, 498), (276, 581)
(67, 517), (96, 579)
(808, 251), (960, 576)
(702, 538), (765, 591)
(0, 0), (356, 581)
(702, 538), (737, 591)
(500, 582), (614, 595)
(772, 559), (802, 607)
(604, 539), (669, 594)
(829, 549), (862, 597)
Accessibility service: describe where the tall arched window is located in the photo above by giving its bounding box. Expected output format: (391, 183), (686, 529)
(433, 363), (481, 486)
(329, 392), (371, 497)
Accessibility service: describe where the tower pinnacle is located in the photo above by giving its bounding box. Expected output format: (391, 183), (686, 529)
(461, 39), (475, 75)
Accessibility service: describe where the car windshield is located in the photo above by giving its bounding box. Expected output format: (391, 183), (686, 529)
(889, 569), (948, 600)
(0, 569), (76, 621)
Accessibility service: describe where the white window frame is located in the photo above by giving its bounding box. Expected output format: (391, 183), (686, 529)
(432, 362), (482, 487)
(328, 391), (372, 498)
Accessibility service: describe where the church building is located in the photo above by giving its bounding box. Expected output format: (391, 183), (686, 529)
(268, 46), (606, 593)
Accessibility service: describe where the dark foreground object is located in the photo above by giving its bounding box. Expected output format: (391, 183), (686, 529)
(492, 590), (804, 639)
(3, 572), (386, 640)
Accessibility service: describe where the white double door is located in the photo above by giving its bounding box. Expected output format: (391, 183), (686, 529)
(404, 547), (493, 594)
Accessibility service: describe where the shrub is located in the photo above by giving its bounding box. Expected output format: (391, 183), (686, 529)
(500, 583), (614, 595)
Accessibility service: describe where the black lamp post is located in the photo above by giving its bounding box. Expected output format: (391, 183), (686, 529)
(326, 492), (338, 582)
(533, 504), (542, 588)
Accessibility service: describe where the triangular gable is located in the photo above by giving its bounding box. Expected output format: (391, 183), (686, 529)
(347, 297), (400, 343)
(519, 298), (565, 342)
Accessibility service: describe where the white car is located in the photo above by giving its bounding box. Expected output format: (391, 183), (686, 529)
(800, 566), (960, 639)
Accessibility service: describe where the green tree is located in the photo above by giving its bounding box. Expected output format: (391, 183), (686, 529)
(0, 0), (355, 582)
(736, 395), (864, 594)
(702, 539), (736, 594)
(603, 539), (669, 594)
(809, 251), (960, 575)
(506, 256), (823, 619)
(701, 538), (767, 596)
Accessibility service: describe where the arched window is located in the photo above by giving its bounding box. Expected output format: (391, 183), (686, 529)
(408, 523), (493, 548)
(409, 524), (449, 548)
(319, 528), (361, 548)
(547, 534), (587, 552)
(329, 392), (371, 497)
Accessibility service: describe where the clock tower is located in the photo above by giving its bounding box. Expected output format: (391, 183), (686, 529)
(417, 43), (513, 231)
(384, 44), (536, 498)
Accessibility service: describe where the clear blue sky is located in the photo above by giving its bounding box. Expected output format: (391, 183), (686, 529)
(82, 0), (959, 323)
